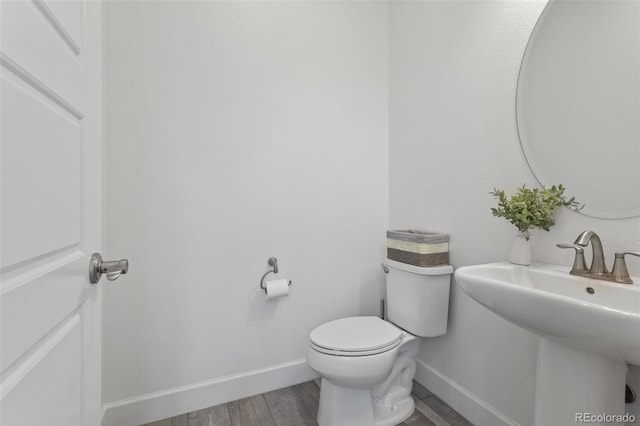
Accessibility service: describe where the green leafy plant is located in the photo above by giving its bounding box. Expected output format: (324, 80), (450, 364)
(490, 184), (583, 240)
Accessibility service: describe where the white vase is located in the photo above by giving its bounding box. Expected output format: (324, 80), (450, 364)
(510, 234), (531, 266)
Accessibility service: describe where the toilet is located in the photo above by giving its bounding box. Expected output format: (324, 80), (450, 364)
(306, 259), (453, 426)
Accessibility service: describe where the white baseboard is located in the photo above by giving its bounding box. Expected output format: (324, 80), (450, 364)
(414, 359), (519, 426)
(102, 358), (319, 426)
(103, 356), (517, 426)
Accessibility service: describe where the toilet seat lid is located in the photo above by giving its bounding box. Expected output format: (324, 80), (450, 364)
(310, 316), (403, 353)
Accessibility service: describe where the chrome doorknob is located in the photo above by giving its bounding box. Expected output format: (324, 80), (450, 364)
(89, 253), (129, 284)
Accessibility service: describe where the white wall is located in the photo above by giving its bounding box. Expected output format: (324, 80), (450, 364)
(389, 1), (640, 425)
(103, 1), (640, 424)
(103, 2), (388, 424)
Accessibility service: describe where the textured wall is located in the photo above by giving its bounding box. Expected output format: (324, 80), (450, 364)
(389, 1), (640, 424)
(104, 0), (389, 405)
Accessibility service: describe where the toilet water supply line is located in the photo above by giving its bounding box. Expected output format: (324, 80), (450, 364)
(380, 263), (389, 318)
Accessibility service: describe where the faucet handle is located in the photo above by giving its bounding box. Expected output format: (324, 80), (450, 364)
(556, 243), (588, 274)
(611, 251), (640, 284)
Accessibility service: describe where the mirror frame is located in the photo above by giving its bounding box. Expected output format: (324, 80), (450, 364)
(515, 0), (640, 220)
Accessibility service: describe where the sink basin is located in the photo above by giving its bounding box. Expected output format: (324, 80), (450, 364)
(455, 262), (640, 364)
(455, 262), (640, 425)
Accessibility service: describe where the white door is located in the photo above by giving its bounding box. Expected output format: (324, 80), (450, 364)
(1, 1), (105, 424)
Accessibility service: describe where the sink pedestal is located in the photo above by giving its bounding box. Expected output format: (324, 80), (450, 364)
(455, 262), (640, 425)
(536, 338), (627, 426)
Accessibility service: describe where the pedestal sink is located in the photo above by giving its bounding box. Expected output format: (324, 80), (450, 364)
(455, 263), (640, 426)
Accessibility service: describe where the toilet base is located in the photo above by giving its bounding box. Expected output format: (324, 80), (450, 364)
(317, 378), (415, 426)
(374, 395), (415, 426)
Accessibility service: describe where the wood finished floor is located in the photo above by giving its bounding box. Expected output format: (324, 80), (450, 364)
(144, 380), (473, 426)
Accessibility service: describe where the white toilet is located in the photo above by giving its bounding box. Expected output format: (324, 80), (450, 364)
(306, 259), (453, 426)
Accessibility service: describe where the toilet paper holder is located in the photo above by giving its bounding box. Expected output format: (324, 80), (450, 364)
(260, 257), (292, 293)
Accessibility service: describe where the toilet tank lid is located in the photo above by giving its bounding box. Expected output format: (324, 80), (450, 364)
(310, 316), (403, 352)
(384, 259), (454, 275)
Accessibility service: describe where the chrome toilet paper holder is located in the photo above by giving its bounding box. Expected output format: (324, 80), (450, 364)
(260, 257), (292, 293)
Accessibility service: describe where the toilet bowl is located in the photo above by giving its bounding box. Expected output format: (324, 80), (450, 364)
(306, 259), (453, 426)
(307, 316), (419, 426)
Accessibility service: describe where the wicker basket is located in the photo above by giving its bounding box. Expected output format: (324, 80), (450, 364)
(386, 230), (449, 267)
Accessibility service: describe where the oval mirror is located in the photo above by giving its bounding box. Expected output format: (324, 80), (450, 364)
(517, 0), (640, 219)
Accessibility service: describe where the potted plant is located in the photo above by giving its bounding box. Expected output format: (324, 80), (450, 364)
(490, 184), (583, 265)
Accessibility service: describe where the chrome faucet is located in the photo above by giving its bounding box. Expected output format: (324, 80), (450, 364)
(557, 231), (638, 284)
(573, 230), (608, 276)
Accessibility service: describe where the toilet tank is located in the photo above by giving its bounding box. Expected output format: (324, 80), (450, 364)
(384, 258), (453, 337)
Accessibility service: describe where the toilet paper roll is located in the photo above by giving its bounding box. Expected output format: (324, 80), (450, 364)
(264, 278), (290, 301)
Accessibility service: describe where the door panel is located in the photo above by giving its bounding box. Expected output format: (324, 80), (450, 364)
(1, 251), (85, 372)
(1, 0), (103, 424)
(1, 68), (82, 268)
(34, 0), (83, 53)
(1, 315), (82, 426)
(1, 0), (85, 109)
